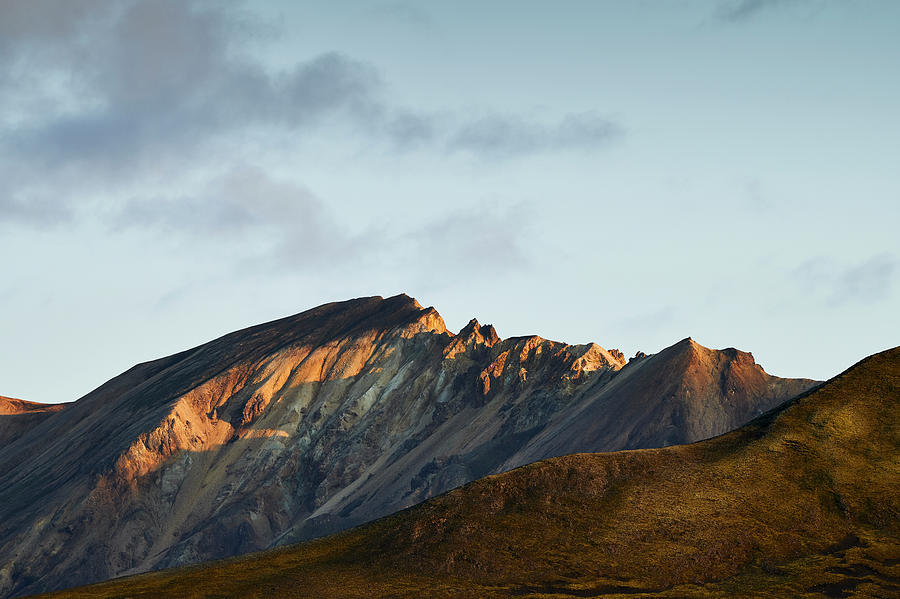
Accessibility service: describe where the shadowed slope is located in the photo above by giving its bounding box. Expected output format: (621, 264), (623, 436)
(38, 346), (900, 599)
(503, 337), (816, 468)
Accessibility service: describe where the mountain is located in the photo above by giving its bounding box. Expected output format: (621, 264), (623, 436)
(0, 294), (817, 597)
(39, 345), (900, 599)
(0, 396), (66, 446)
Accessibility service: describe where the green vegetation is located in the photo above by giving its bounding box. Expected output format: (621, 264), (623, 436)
(35, 348), (900, 598)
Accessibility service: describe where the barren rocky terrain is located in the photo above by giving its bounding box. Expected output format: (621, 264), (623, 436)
(0, 294), (817, 597)
(38, 345), (900, 598)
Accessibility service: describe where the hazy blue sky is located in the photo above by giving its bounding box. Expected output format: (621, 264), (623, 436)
(1, 0), (898, 404)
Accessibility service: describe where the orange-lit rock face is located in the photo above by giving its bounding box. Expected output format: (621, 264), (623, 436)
(0, 295), (818, 598)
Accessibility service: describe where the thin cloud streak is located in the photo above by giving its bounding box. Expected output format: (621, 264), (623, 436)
(790, 253), (897, 307)
(368, 2), (436, 29)
(713, 0), (824, 22)
(448, 112), (622, 158)
(830, 254), (897, 306)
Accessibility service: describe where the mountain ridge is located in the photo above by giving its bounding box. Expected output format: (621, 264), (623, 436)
(0, 294), (818, 597)
(36, 344), (898, 599)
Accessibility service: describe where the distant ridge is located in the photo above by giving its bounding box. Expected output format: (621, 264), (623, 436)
(0, 294), (817, 597)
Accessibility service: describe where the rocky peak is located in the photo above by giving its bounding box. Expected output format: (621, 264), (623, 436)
(663, 338), (761, 372)
(674, 336), (698, 349)
(607, 348), (626, 364)
(398, 306), (449, 338)
(444, 318), (500, 359)
(663, 337), (710, 363)
(572, 343), (627, 371)
(459, 318), (500, 345)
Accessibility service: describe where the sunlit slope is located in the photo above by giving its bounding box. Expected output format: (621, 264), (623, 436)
(0, 396), (66, 446)
(38, 346), (900, 598)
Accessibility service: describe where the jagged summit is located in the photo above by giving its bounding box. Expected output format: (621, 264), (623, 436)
(457, 318), (499, 343)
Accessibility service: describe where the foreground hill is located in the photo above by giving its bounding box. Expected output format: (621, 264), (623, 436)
(0, 396), (67, 446)
(39, 345), (900, 598)
(0, 295), (815, 597)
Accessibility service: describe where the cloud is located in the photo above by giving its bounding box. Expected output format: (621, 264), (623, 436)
(790, 253), (897, 306)
(104, 163), (539, 283)
(401, 203), (534, 277)
(0, 189), (74, 228)
(110, 164), (361, 275)
(0, 1), (386, 227)
(740, 178), (774, 211)
(113, 165), (326, 236)
(0, 0), (622, 232)
(830, 254), (897, 305)
(714, 0), (822, 22)
(607, 305), (677, 337)
(6, 11), (382, 170)
(368, 3), (435, 29)
(448, 112), (622, 158)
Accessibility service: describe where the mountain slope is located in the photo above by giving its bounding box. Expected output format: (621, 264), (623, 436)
(0, 396), (67, 446)
(40, 345), (900, 599)
(503, 337), (811, 468)
(0, 294), (816, 597)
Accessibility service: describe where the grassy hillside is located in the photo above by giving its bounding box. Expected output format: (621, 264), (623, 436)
(35, 347), (900, 598)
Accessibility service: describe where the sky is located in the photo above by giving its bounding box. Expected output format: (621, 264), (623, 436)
(1, 0), (898, 404)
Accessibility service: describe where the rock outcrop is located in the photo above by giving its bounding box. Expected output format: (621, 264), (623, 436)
(0, 294), (818, 597)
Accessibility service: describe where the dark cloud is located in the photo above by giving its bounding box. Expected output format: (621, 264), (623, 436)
(0, 0), (385, 227)
(377, 108), (442, 149)
(0, 0), (622, 231)
(6, 0), (382, 172)
(0, 0), (112, 57)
